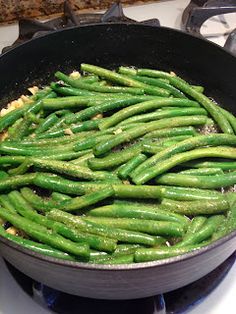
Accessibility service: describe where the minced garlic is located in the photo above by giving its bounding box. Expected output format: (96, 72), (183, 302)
(91, 113), (103, 120)
(64, 128), (74, 136)
(28, 86), (39, 95)
(69, 71), (81, 79)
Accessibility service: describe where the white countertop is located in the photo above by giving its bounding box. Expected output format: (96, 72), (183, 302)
(0, 1), (235, 313)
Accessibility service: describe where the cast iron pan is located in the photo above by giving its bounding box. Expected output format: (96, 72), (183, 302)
(0, 24), (235, 300)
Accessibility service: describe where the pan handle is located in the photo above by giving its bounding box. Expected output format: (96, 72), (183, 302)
(182, 0), (236, 56)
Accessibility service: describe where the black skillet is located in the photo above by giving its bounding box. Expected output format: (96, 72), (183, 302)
(0, 24), (235, 299)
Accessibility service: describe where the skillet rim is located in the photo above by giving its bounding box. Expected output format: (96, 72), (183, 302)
(0, 228), (235, 271)
(0, 22), (235, 270)
(1, 22), (236, 59)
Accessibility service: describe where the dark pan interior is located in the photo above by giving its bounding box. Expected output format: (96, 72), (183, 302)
(0, 24), (236, 112)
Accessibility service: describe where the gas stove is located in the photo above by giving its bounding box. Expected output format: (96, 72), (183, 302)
(0, 1), (235, 314)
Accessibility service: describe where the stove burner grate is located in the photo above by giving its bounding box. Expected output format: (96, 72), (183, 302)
(1, 1), (160, 54)
(182, 0), (236, 54)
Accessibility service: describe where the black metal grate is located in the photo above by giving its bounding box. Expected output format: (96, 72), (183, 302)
(182, 0), (236, 54)
(1, 1), (160, 54)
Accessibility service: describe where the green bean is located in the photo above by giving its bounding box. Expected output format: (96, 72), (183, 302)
(32, 87), (53, 100)
(34, 113), (59, 135)
(87, 204), (189, 226)
(212, 194), (236, 240)
(137, 68), (233, 134)
(41, 149), (93, 162)
(94, 116), (207, 156)
(70, 152), (94, 166)
(0, 105), (31, 133)
(79, 75), (100, 83)
(88, 141), (143, 170)
(21, 186), (115, 212)
(131, 134), (236, 180)
(32, 173), (91, 195)
(112, 244), (144, 256)
(161, 198), (229, 215)
(175, 215), (225, 247)
(2, 136), (90, 155)
(1, 149), (91, 163)
(179, 168), (224, 175)
(141, 136), (193, 154)
(111, 242), (167, 258)
(0, 91), (55, 132)
(25, 158), (118, 181)
(0, 171), (9, 180)
(51, 83), (96, 96)
(133, 146), (236, 185)
(51, 192), (72, 202)
(91, 80), (108, 86)
(0, 173), (36, 192)
(16, 187), (59, 212)
(182, 160), (236, 171)
(174, 216), (207, 247)
(220, 107), (236, 134)
(0, 194), (16, 212)
(117, 66), (137, 76)
(0, 225), (76, 261)
(42, 121), (144, 141)
(156, 185), (224, 201)
(192, 85), (204, 93)
(0, 208), (90, 258)
(55, 72), (146, 95)
(11, 116), (32, 140)
(55, 187), (115, 212)
(118, 70), (186, 98)
(80, 64), (170, 97)
(8, 118), (24, 139)
(73, 135), (113, 152)
(42, 96), (93, 110)
(134, 243), (205, 262)
(0, 141), (76, 156)
(53, 109), (72, 116)
(156, 172), (236, 189)
(9, 191), (117, 252)
(27, 112), (42, 123)
(92, 254), (134, 264)
(89, 250), (108, 261)
(115, 107), (206, 127)
(20, 131), (96, 146)
(47, 209), (157, 246)
(45, 116), (67, 133)
(65, 97), (162, 125)
(118, 154), (147, 179)
(36, 120), (100, 139)
(143, 126), (198, 139)
(99, 99), (201, 130)
(185, 217), (207, 235)
(8, 160), (31, 176)
(83, 216), (185, 237)
(32, 173), (224, 200)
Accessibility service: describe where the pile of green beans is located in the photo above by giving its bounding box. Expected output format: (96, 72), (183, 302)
(0, 64), (235, 264)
